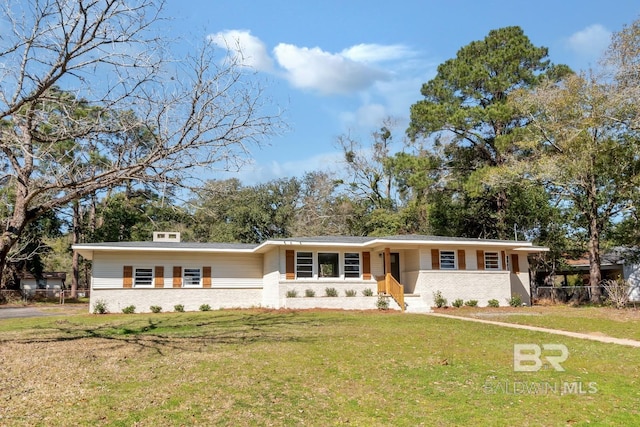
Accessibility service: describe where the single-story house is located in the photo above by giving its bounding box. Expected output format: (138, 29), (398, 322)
(19, 271), (67, 297)
(535, 248), (640, 302)
(73, 232), (547, 313)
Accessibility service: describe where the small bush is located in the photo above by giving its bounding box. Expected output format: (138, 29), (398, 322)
(487, 299), (500, 308)
(93, 299), (109, 314)
(286, 289), (298, 298)
(376, 295), (389, 310)
(345, 289), (357, 297)
(121, 305), (136, 314)
(452, 298), (464, 308)
(433, 291), (447, 308)
(325, 287), (338, 297)
(174, 304), (185, 312)
(508, 295), (523, 307)
(149, 305), (162, 313)
(304, 289), (316, 297)
(362, 288), (374, 296)
(602, 278), (630, 309)
(199, 304), (211, 312)
(464, 300), (478, 307)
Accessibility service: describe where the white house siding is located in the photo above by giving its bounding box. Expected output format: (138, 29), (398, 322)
(414, 270), (511, 307)
(282, 280), (377, 302)
(624, 263), (640, 301)
(91, 288), (262, 313)
(262, 249), (281, 308)
(285, 296), (379, 310)
(90, 251), (264, 311)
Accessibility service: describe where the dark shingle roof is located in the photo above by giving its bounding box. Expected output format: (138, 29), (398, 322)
(78, 241), (258, 250)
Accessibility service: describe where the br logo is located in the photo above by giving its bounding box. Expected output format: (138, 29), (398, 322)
(513, 344), (569, 372)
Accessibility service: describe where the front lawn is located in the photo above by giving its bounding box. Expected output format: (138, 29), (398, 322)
(435, 305), (640, 341)
(0, 309), (638, 425)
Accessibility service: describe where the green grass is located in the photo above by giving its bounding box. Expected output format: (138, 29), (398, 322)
(441, 305), (640, 341)
(0, 309), (639, 425)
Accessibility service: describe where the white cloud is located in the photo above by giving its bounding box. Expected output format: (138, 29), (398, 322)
(208, 30), (273, 71)
(207, 30), (418, 96)
(341, 43), (415, 63)
(223, 151), (344, 185)
(566, 24), (611, 58)
(273, 43), (390, 95)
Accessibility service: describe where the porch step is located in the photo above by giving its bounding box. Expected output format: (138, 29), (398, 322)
(404, 294), (432, 313)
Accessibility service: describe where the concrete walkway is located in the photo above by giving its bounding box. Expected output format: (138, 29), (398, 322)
(428, 312), (640, 348)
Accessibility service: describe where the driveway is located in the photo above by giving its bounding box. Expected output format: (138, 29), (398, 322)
(0, 305), (88, 320)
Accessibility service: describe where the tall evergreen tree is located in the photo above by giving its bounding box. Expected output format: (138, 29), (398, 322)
(407, 26), (571, 239)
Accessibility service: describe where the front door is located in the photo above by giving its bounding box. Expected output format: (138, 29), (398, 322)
(384, 252), (400, 283)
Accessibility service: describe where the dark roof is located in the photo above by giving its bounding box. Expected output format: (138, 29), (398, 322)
(19, 271), (67, 280)
(79, 241), (258, 250)
(271, 236), (372, 244)
(376, 234), (520, 243)
(273, 234), (522, 244)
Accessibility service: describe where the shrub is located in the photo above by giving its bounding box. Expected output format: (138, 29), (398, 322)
(150, 305), (162, 313)
(345, 289), (357, 297)
(452, 298), (464, 308)
(199, 304), (211, 311)
(464, 300), (478, 307)
(325, 287), (338, 297)
(286, 289), (298, 298)
(487, 299), (500, 308)
(174, 304), (185, 312)
(304, 289), (316, 297)
(362, 288), (374, 296)
(433, 291), (447, 308)
(376, 295), (389, 310)
(93, 299), (109, 314)
(602, 278), (630, 309)
(121, 305), (136, 314)
(508, 295), (523, 307)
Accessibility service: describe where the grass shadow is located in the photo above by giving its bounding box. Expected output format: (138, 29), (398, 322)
(0, 310), (322, 355)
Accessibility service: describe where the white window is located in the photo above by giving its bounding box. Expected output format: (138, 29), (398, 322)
(183, 268), (202, 287)
(296, 252), (313, 278)
(440, 251), (456, 269)
(484, 252), (500, 270)
(318, 253), (339, 278)
(344, 253), (360, 278)
(505, 254), (510, 272)
(134, 268), (153, 286)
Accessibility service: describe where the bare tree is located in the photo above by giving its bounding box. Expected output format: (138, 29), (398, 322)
(336, 119), (399, 210)
(0, 0), (283, 287)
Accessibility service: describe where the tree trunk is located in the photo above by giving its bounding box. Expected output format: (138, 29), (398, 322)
(587, 172), (602, 303)
(0, 189), (30, 286)
(587, 218), (602, 303)
(495, 188), (509, 240)
(71, 200), (80, 298)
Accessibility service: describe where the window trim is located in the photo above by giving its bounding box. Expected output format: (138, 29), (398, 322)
(318, 252), (339, 278)
(183, 267), (202, 287)
(484, 252), (500, 270)
(344, 252), (361, 278)
(439, 250), (457, 270)
(293, 250), (364, 279)
(134, 267), (154, 287)
(296, 251), (314, 278)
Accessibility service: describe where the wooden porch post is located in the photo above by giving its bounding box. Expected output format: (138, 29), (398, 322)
(384, 247), (391, 294)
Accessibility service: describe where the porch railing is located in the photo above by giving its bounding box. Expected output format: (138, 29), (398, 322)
(376, 273), (405, 312)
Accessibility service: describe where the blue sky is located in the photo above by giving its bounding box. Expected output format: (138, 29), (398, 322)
(163, 0), (640, 184)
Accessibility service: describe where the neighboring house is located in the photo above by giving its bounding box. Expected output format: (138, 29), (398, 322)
(539, 248), (640, 302)
(73, 232), (547, 313)
(19, 272), (67, 297)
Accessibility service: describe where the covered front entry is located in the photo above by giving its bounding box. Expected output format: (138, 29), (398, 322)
(378, 248), (405, 311)
(384, 252), (400, 284)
